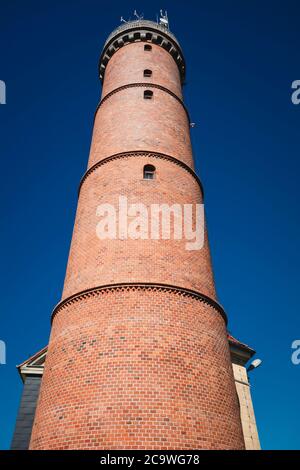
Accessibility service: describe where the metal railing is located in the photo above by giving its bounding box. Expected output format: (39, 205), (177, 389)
(103, 20), (180, 48)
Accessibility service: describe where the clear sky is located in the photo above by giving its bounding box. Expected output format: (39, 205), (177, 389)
(0, 0), (299, 450)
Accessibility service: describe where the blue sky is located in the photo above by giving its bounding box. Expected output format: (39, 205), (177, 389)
(0, 0), (299, 450)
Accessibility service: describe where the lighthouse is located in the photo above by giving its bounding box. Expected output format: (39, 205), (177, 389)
(26, 18), (249, 450)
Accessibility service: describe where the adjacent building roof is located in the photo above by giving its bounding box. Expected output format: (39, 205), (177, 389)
(227, 334), (255, 355)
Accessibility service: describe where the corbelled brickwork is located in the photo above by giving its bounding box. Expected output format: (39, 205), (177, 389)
(101, 42), (183, 98)
(62, 154), (214, 300)
(89, 86), (192, 168)
(31, 288), (241, 449)
(29, 20), (245, 449)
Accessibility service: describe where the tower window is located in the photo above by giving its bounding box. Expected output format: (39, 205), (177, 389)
(144, 44), (152, 51)
(143, 164), (156, 180)
(144, 69), (152, 78)
(144, 90), (153, 100)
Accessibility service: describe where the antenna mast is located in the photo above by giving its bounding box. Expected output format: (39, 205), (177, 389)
(159, 10), (169, 30)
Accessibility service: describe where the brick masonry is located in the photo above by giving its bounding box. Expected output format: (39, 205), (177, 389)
(29, 22), (245, 449)
(62, 155), (215, 300)
(89, 87), (192, 169)
(31, 289), (243, 449)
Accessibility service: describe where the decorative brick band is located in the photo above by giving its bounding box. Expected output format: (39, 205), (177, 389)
(99, 20), (185, 83)
(78, 150), (204, 197)
(94, 83), (190, 123)
(51, 283), (227, 325)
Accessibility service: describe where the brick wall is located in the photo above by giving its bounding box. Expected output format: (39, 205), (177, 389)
(31, 289), (243, 449)
(29, 24), (245, 449)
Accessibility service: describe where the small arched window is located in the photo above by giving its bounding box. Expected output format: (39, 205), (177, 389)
(144, 44), (152, 51)
(143, 164), (156, 180)
(144, 90), (153, 100)
(144, 69), (152, 78)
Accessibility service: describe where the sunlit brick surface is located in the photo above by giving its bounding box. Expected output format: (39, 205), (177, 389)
(30, 22), (245, 450)
(101, 43), (182, 98)
(30, 289), (244, 450)
(88, 87), (192, 169)
(62, 156), (215, 300)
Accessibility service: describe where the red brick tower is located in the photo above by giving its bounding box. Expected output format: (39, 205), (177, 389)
(30, 20), (245, 449)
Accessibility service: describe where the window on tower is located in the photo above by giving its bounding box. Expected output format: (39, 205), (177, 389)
(144, 44), (152, 51)
(144, 69), (152, 78)
(143, 164), (156, 180)
(144, 90), (153, 100)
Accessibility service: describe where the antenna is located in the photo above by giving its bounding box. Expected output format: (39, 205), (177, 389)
(159, 10), (169, 29)
(133, 10), (144, 21)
